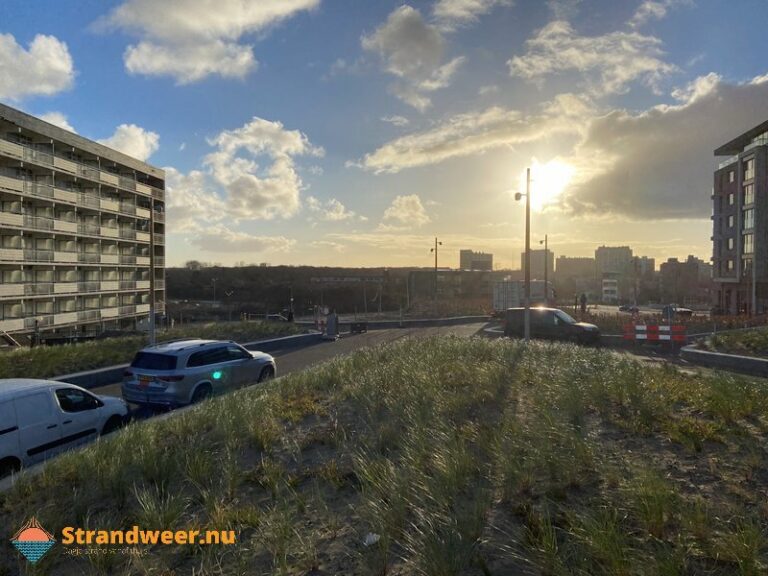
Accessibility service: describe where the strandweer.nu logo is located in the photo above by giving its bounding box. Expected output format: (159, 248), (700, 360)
(12, 517), (56, 564)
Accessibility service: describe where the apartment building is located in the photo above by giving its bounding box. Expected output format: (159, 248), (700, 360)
(0, 103), (165, 339)
(459, 249), (493, 271)
(713, 121), (768, 314)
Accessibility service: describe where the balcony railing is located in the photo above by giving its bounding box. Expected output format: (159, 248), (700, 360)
(78, 253), (100, 264)
(152, 188), (164, 201)
(101, 307), (119, 319)
(120, 229), (137, 240)
(25, 315), (54, 329)
(136, 232), (151, 242)
(54, 251), (78, 263)
(100, 199), (120, 212)
(136, 207), (151, 219)
(136, 256), (150, 266)
(119, 305), (136, 316)
(79, 194), (100, 209)
(23, 181), (54, 199)
(0, 284), (24, 297)
(0, 212), (23, 227)
(0, 249), (24, 261)
(78, 310), (100, 322)
(119, 255), (137, 265)
(53, 219), (78, 234)
(154, 257), (165, 267)
(101, 226), (119, 238)
(136, 303), (150, 314)
(136, 182), (152, 195)
(120, 280), (137, 290)
(23, 215), (54, 231)
(78, 223), (100, 235)
(54, 283), (78, 294)
(101, 254), (119, 264)
(24, 283), (54, 296)
(78, 282), (100, 293)
(0, 318), (24, 332)
(54, 312), (79, 325)
(120, 203), (136, 215)
(154, 211), (165, 223)
(0, 139), (23, 160)
(23, 249), (54, 262)
(23, 147), (53, 166)
(153, 234), (165, 245)
(100, 172), (119, 186)
(119, 177), (136, 191)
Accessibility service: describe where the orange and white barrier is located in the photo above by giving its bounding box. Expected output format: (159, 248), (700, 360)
(623, 324), (686, 343)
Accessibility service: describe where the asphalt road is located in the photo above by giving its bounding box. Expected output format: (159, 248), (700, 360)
(94, 323), (488, 403)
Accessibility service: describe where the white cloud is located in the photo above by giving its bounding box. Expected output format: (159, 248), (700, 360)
(164, 167), (228, 232)
(478, 84), (499, 96)
(203, 117), (323, 220)
(0, 34), (74, 100)
(381, 115), (410, 127)
(306, 196), (359, 221)
(188, 225), (295, 253)
(382, 194), (431, 228)
(311, 240), (346, 253)
(547, 0), (582, 19)
(124, 40), (256, 83)
(98, 124), (160, 161)
(39, 112), (76, 133)
(362, 5), (464, 111)
(361, 94), (590, 173)
(100, 0), (318, 83)
(433, 0), (512, 30)
(561, 75), (768, 219)
(629, 0), (690, 28)
(508, 20), (677, 95)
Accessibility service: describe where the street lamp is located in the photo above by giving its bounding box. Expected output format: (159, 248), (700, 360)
(515, 168), (531, 342)
(430, 237), (442, 301)
(211, 278), (218, 308)
(539, 234), (548, 306)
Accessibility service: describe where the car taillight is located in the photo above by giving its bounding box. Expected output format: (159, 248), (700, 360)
(157, 375), (184, 382)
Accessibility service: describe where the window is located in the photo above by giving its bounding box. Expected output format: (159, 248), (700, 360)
(227, 345), (251, 361)
(187, 347), (230, 368)
(742, 258), (753, 276)
(728, 192), (734, 205)
(55, 388), (102, 412)
(743, 233), (754, 254)
(727, 260), (734, 272)
(744, 183), (754, 205)
(744, 158), (755, 181)
(729, 170), (735, 183)
(743, 208), (754, 230)
(131, 352), (178, 370)
(728, 215), (735, 228)
(727, 237), (734, 250)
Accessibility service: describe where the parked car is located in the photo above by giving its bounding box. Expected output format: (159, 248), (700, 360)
(121, 339), (276, 408)
(0, 379), (129, 478)
(265, 314), (289, 322)
(618, 304), (640, 313)
(503, 307), (600, 344)
(662, 304), (693, 318)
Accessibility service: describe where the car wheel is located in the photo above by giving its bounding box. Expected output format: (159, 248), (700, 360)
(0, 457), (21, 479)
(191, 384), (212, 404)
(257, 366), (275, 383)
(101, 416), (124, 436)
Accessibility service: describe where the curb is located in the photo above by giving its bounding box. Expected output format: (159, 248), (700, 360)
(296, 316), (490, 331)
(680, 345), (768, 377)
(54, 331), (323, 390)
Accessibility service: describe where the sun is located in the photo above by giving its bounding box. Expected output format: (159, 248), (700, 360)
(521, 159), (575, 211)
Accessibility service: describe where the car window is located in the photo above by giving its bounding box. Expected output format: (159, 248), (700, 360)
(226, 345), (250, 360)
(55, 388), (102, 412)
(555, 310), (576, 324)
(131, 352), (178, 370)
(187, 347), (230, 367)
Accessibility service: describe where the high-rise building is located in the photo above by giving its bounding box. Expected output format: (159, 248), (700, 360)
(595, 246), (633, 275)
(0, 103), (165, 340)
(521, 248), (554, 280)
(459, 249), (493, 271)
(554, 256), (595, 279)
(713, 121), (768, 314)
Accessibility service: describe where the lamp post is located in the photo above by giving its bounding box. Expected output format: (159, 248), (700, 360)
(515, 168), (531, 342)
(539, 234), (548, 306)
(430, 237), (442, 302)
(211, 278), (217, 308)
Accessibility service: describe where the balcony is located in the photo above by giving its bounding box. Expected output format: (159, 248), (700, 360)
(136, 256), (150, 266)
(101, 307), (119, 319)
(119, 255), (137, 265)
(25, 315), (54, 329)
(23, 181), (54, 200)
(0, 318), (24, 332)
(78, 222), (100, 235)
(53, 188), (78, 204)
(23, 147), (53, 166)
(77, 253), (100, 264)
(137, 280), (150, 289)
(79, 194), (100, 209)
(78, 282), (100, 293)
(0, 284), (23, 297)
(136, 207), (151, 219)
(25, 283), (54, 296)
(136, 182), (152, 196)
(53, 157), (77, 174)
(54, 251), (78, 263)
(120, 280), (136, 290)
(76, 164), (100, 180)
(155, 280), (166, 289)
(100, 172), (119, 186)
(0, 174), (23, 193)
(78, 310), (100, 322)
(0, 249), (24, 261)
(154, 211), (165, 223)
(119, 229), (137, 240)
(0, 212), (23, 227)
(54, 283), (78, 294)
(136, 231), (150, 242)
(153, 234), (165, 245)
(53, 219), (77, 233)
(0, 139), (23, 160)
(54, 312), (79, 325)
(119, 305), (136, 316)
(119, 177), (136, 191)
(100, 199), (120, 212)
(101, 281), (119, 291)
(152, 188), (164, 201)
(136, 303), (150, 314)
(23, 250), (54, 262)
(100, 226), (119, 238)
(154, 257), (165, 267)
(718, 155), (738, 170)
(24, 216), (54, 231)
(101, 254), (119, 264)
(120, 203), (136, 215)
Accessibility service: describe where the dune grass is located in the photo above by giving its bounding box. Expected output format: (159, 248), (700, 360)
(703, 327), (768, 358)
(1, 337), (767, 575)
(0, 321), (302, 380)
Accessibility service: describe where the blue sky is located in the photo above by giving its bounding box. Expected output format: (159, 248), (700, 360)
(4, 0), (768, 268)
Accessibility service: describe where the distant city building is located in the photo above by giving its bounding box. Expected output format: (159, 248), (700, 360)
(636, 256), (656, 276)
(713, 121), (768, 314)
(660, 255), (713, 305)
(521, 248), (554, 280)
(407, 269), (508, 302)
(459, 249), (493, 271)
(595, 246), (633, 275)
(555, 256), (595, 279)
(601, 278), (619, 302)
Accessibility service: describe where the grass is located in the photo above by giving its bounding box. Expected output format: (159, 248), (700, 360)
(1, 337), (767, 575)
(702, 326), (768, 358)
(0, 321), (302, 379)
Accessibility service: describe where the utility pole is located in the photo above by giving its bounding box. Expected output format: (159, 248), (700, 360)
(516, 169), (531, 342)
(211, 278), (217, 308)
(540, 234), (548, 305)
(430, 237), (442, 301)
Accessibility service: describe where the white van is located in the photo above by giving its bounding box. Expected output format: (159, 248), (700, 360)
(0, 379), (129, 478)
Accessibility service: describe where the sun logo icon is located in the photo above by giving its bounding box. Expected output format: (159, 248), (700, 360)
(12, 517), (56, 564)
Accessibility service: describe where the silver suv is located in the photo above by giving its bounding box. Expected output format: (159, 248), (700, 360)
(121, 339), (276, 408)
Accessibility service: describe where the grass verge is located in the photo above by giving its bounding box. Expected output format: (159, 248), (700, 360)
(0, 321), (302, 380)
(1, 337), (767, 575)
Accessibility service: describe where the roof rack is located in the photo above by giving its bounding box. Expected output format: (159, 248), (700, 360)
(149, 337), (206, 347)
